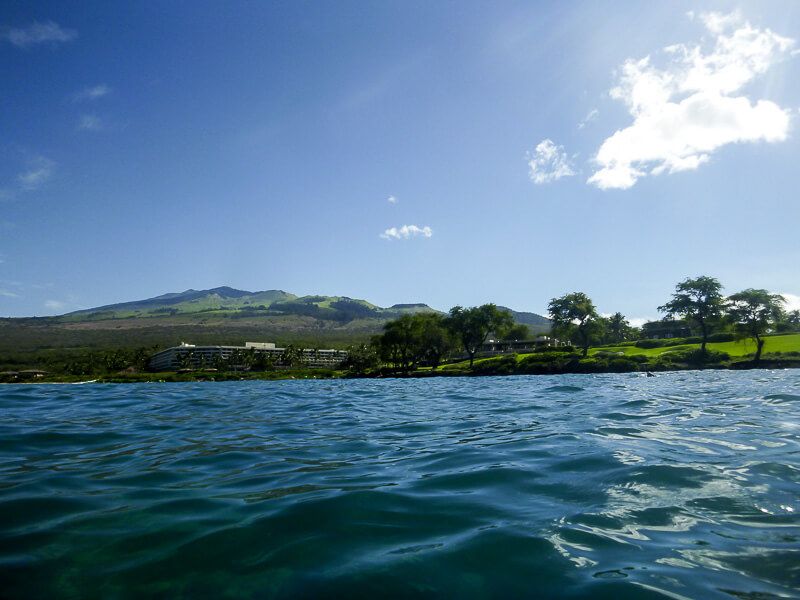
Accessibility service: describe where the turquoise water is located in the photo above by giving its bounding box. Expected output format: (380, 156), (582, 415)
(1, 371), (798, 599)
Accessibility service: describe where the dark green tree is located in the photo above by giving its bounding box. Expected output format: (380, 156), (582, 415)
(415, 313), (455, 370)
(606, 312), (637, 343)
(251, 350), (275, 371)
(658, 276), (725, 353)
(341, 343), (380, 375)
(504, 323), (531, 341)
(131, 346), (156, 372)
(726, 289), (785, 362)
(445, 304), (514, 368)
(228, 349), (249, 371)
(547, 292), (600, 356)
(280, 345), (304, 368)
(375, 314), (423, 373)
(211, 353), (227, 371)
(177, 350), (194, 370)
(102, 349), (129, 372)
(776, 309), (800, 333)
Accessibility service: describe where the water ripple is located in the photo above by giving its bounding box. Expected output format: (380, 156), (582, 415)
(1, 370), (799, 598)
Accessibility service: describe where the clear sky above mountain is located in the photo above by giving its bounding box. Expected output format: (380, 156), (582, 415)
(2, 1), (799, 321)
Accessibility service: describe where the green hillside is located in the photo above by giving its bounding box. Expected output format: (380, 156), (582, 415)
(0, 287), (551, 361)
(57, 287), (434, 322)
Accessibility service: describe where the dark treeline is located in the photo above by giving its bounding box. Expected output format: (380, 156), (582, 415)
(361, 305), (515, 374)
(548, 276), (792, 362)
(349, 276), (799, 375)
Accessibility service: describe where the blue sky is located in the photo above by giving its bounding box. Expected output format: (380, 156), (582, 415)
(2, 1), (799, 322)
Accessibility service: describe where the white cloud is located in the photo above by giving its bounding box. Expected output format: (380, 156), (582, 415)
(78, 114), (105, 131)
(380, 224), (433, 240)
(0, 289), (19, 298)
(44, 299), (65, 311)
(527, 139), (575, 184)
(781, 293), (800, 312)
(4, 21), (77, 47)
(17, 157), (55, 191)
(73, 84), (110, 102)
(600, 313), (652, 328)
(627, 316), (652, 328)
(577, 108), (599, 129)
(387, 195), (398, 204)
(589, 11), (795, 190)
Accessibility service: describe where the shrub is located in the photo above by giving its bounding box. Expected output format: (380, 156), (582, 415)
(636, 339), (668, 349)
(518, 353), (580, 374)
(659, 348), (730, 365)
(707, 332), (735, 343)
(472, 354), (518, 375)
(595, 350), (625, 358)
(608, 358), (640, 372)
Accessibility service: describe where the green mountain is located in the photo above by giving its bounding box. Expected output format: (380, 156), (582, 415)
(497, 306), (551, 329)
(0, 287), (550, 356)
(59, 287), (438, 323)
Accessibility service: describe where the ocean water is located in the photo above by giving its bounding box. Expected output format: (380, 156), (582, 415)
(0, 371), (798, 599)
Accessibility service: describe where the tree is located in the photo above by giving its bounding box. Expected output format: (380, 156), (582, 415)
(504, 323), (530, 341)
(341, 343), (379, 375)
(416, 313), (455, 370)
(547, 292), (600, 356)
(280, 345), (303, 368)
(177, 350), (195, 370)
(726, 289), (785, 362)
(372, 313), (455, 373)
(211, 353), (227, 371)
(375, 314), (423, 373)
(776, 309), (800, 333)
(658, 276), (725, 353)
(251, 350), (275, 371)
(445, 304), (514, 368)
(606, 312), (639, 344)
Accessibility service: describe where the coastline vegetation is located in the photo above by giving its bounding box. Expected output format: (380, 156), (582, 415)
(2, 276), (799, 383)
(351, 275), (800, 379)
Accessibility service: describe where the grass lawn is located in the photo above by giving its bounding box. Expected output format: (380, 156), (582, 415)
(592, 333), (800, 358)
(438, 333), (800, 370)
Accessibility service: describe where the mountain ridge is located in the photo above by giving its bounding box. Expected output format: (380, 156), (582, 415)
(58, 287), (550, 328)
(0, 287), (551, 355)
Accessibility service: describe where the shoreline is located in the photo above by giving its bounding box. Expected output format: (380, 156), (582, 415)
(3, 358), (799, 384)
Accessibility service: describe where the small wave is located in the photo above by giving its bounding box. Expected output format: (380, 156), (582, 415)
(1, 371), (799, 599)
(544, 385), (584, 393)
(763, 393), (800, 404)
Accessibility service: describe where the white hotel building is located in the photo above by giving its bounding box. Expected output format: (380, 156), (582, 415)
(148, 342), (347, 371)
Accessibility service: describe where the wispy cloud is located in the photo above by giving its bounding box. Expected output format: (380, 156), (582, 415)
(589, 11), (795, 190)
(73, 84), (111, 102)
(78, 114), (105, 131)
(380, 224), (433, 240)
(17, 157), (55, 191)
(387, 195), (398, 205)
(527, 139), (575, 184)
(44, 299), (65, 311)
(0, 289), (19, 298)
(4, 21), (77, 47)
(577, 108), (599, 129)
